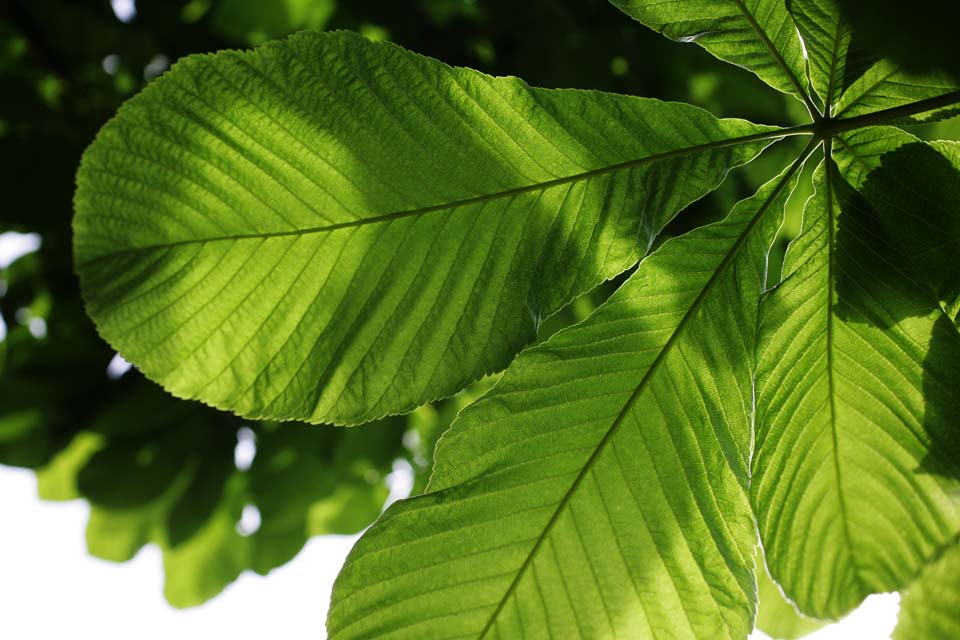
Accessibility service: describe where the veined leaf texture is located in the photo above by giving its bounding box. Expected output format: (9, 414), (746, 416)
(68, 0), (960, 636)
(74, 31), (775, 426)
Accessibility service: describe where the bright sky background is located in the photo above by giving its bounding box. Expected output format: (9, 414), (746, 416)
(0, 465), (356, 639)
(0, 460), (901, 640)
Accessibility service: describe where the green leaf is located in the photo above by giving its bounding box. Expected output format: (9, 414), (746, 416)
(786, 0), (876, 110)
(326, 153), (812, 639)
(609, 0), (812, 109)
(35, 433), (103, 501)
(752, 146), (960, 618)
(73, 30), (776, 426)
(837, 135), (960, 306)
(894, 538), (960, 640)
(161, 473), (250, 608)
(66, 374), (407, 606)
(756, 557), (828, 640)
(82, 415), (404, 607)
(785, 0), (958, 120)
(834, 59), (959, 122)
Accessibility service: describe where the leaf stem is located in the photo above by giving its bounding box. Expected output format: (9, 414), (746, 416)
(815, 90), (960, 138)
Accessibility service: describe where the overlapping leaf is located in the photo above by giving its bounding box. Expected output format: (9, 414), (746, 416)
(609, 0), (810, 108)
(784, 0), (958, 120)
(755, 557), (827, 640)
(833, 60), (959, 122)
(36, 377), (407, 607)
(836, 134), (960, 305)
(74, 30), (776, 426)
(752, 137), (960, 618)
(38, 380), (405, 607)
(327, 155), (811, 639)
(894, 538), (960, 639)
(57, 0), (960, 632)
(786, 0), (875, 110)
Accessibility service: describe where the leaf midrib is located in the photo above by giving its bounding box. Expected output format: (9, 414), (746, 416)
(822, 148), (865, 589)
(823, 13), (845, 112)
(76, 126), (803, 268)
(475, 138), (821, 639)
(731, 0), (819, 117)
(78, 91), (960, 270)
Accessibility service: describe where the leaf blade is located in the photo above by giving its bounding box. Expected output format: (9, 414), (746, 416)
(786, 0), (877, 111)
(894, 538), (960, 640)
(756, 557), (829, 640)
(74, 30), (777, 425)
(753, 135), (960, 618)
(834, 59), (959, 121)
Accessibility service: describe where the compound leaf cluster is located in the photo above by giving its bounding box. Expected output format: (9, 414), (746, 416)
(71, 0), (960, 636)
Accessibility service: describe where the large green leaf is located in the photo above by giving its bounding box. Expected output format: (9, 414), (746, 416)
(73, 30), (777, 426)
(752, 140), (960, 618)
(894, 538), (960, 640)
(609, 0), (812, 110)
(326, 151), (813, 639)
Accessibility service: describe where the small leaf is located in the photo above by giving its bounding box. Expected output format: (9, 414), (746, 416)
(610, 0), (811, 107)
(756, 557), (829, 640)
(36, 433), (103, 501)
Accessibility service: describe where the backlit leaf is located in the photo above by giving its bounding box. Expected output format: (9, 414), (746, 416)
(74, 30), (776, 426)
(756, 557), (828, 639)
(894, 538), (960, 640)
(786, 0), (876, 110)
(752, 143), (960, 618)
(327, 154), (812, 639)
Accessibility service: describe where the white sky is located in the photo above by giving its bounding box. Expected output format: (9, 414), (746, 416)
(0, 464), (356, 640)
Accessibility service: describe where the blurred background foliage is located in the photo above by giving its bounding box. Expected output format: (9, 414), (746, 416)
(1, 0), (958, 609)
